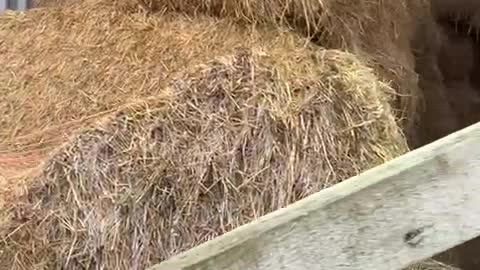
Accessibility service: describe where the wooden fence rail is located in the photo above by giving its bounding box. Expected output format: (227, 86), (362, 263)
(148, 122), (480, 270)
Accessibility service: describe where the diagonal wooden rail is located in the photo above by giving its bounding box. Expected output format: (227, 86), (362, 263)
(148, 122), (480, 270)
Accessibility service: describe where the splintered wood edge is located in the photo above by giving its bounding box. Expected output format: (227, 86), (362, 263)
(148, 122), (480, 270)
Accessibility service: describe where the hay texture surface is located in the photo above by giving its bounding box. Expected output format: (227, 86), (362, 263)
(0, 6), (408, 268)
(0, 0), (428, 176)
(0, 0), (422, 193)
(408, 259), (462, 270)
(0, 2), (257, 154)
(33, 0), (425, 130)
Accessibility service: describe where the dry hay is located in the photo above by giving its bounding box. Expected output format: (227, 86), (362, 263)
(31, 0), (427, 135)
(0, 11), (409, 268)
(0, 1), (451, 269)
(0, 1), (331, 190)
(0, 0), (423, 191)
(408, 259), (462, 270)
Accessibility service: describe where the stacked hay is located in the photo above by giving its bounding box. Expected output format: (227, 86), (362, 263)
(0, 1), (413, 269)
(32, 0), (426, 137)
(0, 1), (453, 270)
(0, 0), (424, 198)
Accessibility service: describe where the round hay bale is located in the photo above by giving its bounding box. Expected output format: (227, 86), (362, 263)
(0, 13), (408, 269)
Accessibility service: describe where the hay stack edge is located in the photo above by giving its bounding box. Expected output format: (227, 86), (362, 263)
(0, 0), (450, 269)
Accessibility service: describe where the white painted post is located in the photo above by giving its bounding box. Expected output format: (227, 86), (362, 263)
(0, 0), (7, 12)
(148, 122), (480, 270)
(17, 0), (29, 10)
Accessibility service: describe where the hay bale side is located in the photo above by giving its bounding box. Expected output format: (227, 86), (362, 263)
(0, 35), (408, 268)
(152, 0), (429, 144)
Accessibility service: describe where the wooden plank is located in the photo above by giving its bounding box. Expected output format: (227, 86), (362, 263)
(148, 122), (480, 270)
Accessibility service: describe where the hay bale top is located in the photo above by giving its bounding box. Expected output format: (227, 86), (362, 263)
(31, 0), (427, 142)
(0, 2), (274, 151)
(0, 1), (340, 184)
(0, 4), (408, 268)
(0, 0), (425, 154)
(34, 0), (421, 69)
(34, 0), (417, 51)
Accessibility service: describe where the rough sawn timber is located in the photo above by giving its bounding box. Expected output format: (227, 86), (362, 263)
(149, 122), (480, 270)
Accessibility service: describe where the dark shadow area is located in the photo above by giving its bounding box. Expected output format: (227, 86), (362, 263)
(412, 8), (480, 148)
(411, 1), (480, 269)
